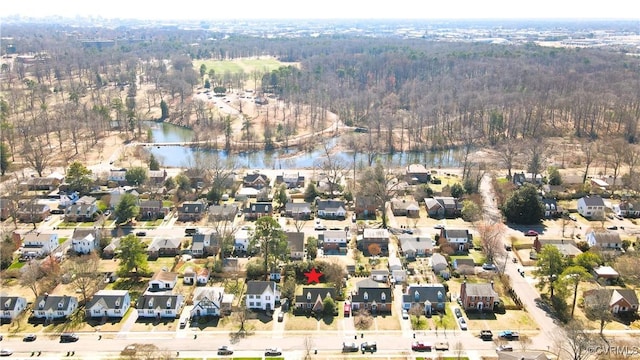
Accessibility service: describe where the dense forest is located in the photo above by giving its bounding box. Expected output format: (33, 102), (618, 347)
(1, 23), (639, 181)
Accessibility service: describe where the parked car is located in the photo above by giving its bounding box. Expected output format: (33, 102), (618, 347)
(434, 224), (445, 229)
(454, 308), (462, 318)
(458, 317), (468, 330)
(412, 341), (432, 352)
(179, 318), (187, 328)
(402, 309), (409, 320)
(135, 231), (147, 236)
(60, 333), (79, 343)
(0, 349), (12, 357)
(525, 230), (539, 236)
(360, 342), (377, 353)
(434, 342), (449, 351)
(217, 346), (234, 355)
(342, 342), (358, 353)
(569, 215), (577, 221)
(497, 345), (514, 352)
(265, 348), (282, 356)
(606, 225), (618, 230)
(480, 330), (493, 340)
(499, 330), (520, 340)
(482, 263), (496, 271)
(23, 334), (37, 342)
(277, 312), (284, 322)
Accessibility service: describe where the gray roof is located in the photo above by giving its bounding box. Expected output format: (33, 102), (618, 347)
(34, 295), (77, 311)
(580, 196), (605, 207)
(286, 232), (305, 252)
(0, 296), (26, 311)
(443, 229), (470, 239)
(402, 284), (447, 304)
(246, 281), (277, 295)
(148, 237), (182, 251)
(295, 287), (336, 304)
(463, 283), (498, 298)
(71, 228), (98, 241)
(590, 232), (621, 244)
(317, 199), (345, 211)
(431, 253), (448, 266)
(285, 202), (311, 212)
(86, 290), (129, 309)
(498, 352), (549, 360)
(351, 286), (391, 303)
(356, 278), (386, 289)
(399, 235), (433, 252)
(209, 204), (238, 217)
(137, 294), (182, 310)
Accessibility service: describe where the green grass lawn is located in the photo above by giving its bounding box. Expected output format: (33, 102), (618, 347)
(58, 237), (68, 245)
(194, 58), (289, 77)
(8, 261), (25, 270)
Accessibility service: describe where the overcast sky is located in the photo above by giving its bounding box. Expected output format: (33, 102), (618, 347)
(3, 0), (638, 20)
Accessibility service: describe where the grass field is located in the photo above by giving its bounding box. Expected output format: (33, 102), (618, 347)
(194, 57), (291, 77)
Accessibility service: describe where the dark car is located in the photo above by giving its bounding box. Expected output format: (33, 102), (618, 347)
(217, 346), (234, 355)
(360, 342), (377, 353)
(135, 231), (147, 237)
(499, 330), (520, 340)
(412, 341), (432, 352)
(50, 209), (64, 214)
(342, 342), (358, 353)
(23, 334), (37, 342)
(265, 348), (282, 356)
(454, 308), (462, 318)
(60, 333), (79, 343)
(277, 312), (284, 322)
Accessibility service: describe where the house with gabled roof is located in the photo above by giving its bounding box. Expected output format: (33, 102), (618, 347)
(108, 169), (127, 185)
(0, 296), (27, 321)
(196, 268), (210, 285)
(183, 267), (196, 285)
(64, 202), (98, 222)
(452, 258), (476, 274)
(295, 287), (336, 313)
(276, 172), (304, 189)
(137, 294), (183, 318)
(85, 290), (131, 318)
(234, 228), (251, 252)
(584, 288), (638, 314)
(24, 177), (61, 191)
(0, 198), (15, 221)
(577, 196), (606, 219)
(585, 231), (621, 249)
(245, 281), (280, 311)
(431, 253), (449, 273)
(398, 234), (433, 259)
(498, 351), (549, 360)
(541, 198), (561, 218)
(354, 195), (378, 220)
(316, 199), (346, 220)
(243, 173), (270, 189)
(459, 281), (499, 311)
(147, 237), (182, 259)
(190, 287), (234, 319)
(361, 228), (389, 256)
(17, 201), (50, 223)
(71, 228), (100, 255)
(388, 257), (406, 284)
(406, 164), (431, 184)
(390, 198), (420, 218)
(191, 230), (219, 258)
(32, 294), (78, 320)
(148, 271), (178, 292)
(402, 283), (447, 316)
(350, 278), (392, 315)
(21, 232), (58, 258)
(177, 200), (207, 222)
(148, 170), (167, 185)
(243, 202), (273, 221)
(424, 198), (445, 218)
(208, 203), (239, 222)
(593, 266), (619, 280)
(439, 228), (472, 252)
(286, 232), (305, 260)
(434, 197), (462, 218)
(285, 202), (312, 220)
(138, 200), (164, 220)
(320, 229), (349, 254)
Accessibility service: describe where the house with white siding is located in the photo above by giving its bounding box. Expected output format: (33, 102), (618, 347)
(245, 281), (280, 311)
(85, 290), (131, 318)
(137, 294), (183, 318)
(32, 294), (78, 321)
(0, 296), (27, 321)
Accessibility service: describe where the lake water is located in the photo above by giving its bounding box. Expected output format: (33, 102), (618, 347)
(146, 121), (462, 169)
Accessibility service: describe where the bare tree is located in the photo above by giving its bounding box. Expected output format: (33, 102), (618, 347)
(20, 260), (44, 298)
(498, 140), (519, 179)
(318, 143), (348, 196)
(614, 254), (640, 286)
(584, 289), (614, 334)
(66, 252), (101, 305)
(561, 320), (597, 360)
(353, 308), (373, 330)
(526, 138), (546, 183)
(476, 221), (506, 265)
(453, 341), (464, 360)
(22, 136), (53, 177)
(303, 336), (314, 360)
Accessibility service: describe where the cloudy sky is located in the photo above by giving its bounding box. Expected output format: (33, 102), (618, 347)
(3, 0), (638, 20)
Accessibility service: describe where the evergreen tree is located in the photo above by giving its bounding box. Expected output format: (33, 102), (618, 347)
(0, 142), (11, 176)
(115, 193), (139, 224)
(149, 154), (160, 171)
(66, 161), (93, 194)
(160, 99), (169, 120)
(117, 234), (150, 277)
(502, 184), (544, 224)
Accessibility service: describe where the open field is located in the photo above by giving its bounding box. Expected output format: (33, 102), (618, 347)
(193, 57), (295, 78)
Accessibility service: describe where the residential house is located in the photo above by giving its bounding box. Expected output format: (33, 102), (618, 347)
(193, 268), (209, 285)
(183, 267), (196, 285)
(137, 294), (184, 318)
(593, 266), (619, 280)
(183, 168), (207, 189)
(577, 196), (606, 219)
(147, 238), (182, 259)
(276, 172), (305, 189)
(459, 281), (499, 311)
(590, 178), (610, 190)
(25, 177), (61, 191)
(85, 290), (131, 318)
(439, 228), (472, 252)
(234, 229), (251, 253)
(0, 296), (27, 321)
(0, 198), (15, 221)
(354, 195), (377, 220)
(350, 278), (392, 314)
(71, 228), (100, 254)
(21, 232), (58, 258)
(177, 200), (207, 222)
(361, 228), (389, 256)
(406, 164), (431, 184)
(190, 287), (234, 319)
(320, 229), (348, 255)
(317, 199), (346, 220)
(532, 239), (583, 258)
(147, 271), (178, 292)
(371, 269), (390, 282)
(102, 238), (121, 259)
(424, 198), (445, 218)
(513, 172), (542, 186)
(243, 202), (273, 221)
(32, 294), (78, 321)
(17, 201), (50, 223)
(613, 200), (640, 218)
(76, 196), (97, 205)
(138, 200), (164, 220)
(402, 284), (447, 316)
(398, 234), (433, 259)
(585, 231), (622, 249)
(208, 203), (239, 222)
(285, 202), (312, 220)
(294, 287), (336, 313)
(431, 253), (449, 273)
(245, 281), (280, 311)
(148, 170), (167, 185)
(108, 187), (138, 209)
(541, 198), (561, 218)
(452, 258), (476, 274)
(286, 232), (305, 260)
(191, 230), (219, 258)
(236, 187), (260, 200)
(388, 257), (407, 284)
(498, 352), (549, 360)
(390, 198), (420, 218)
(243, 173), (270, 189)
(434, 197), (462, 218)
(584, 289), (638, 314)
(64, 202), (98, 222)
(108, 169), (127, 185)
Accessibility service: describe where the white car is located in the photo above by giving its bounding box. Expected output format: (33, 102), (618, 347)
(458, 317), (468, 330)
(402, 309), (409, 320)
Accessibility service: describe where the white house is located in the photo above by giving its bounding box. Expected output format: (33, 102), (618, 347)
(190, 287), (234, 318)
(71, 228), (100, 254)
(577, 196), (606, 219)
(196, 268), (210, 285)
(585, 231), (622, 249)
(321, 229), (349, 254)
(21, 232), (59, 257)
(234, 229), (251, 252)
(431, 253), (449, 273)
(0, 296), (28, 321)
(108, 169), (127, 183)
(137, 294), (183, 318)
(85, 290), (131, 318)
(32, 294), (78, 320)
(148, 271), (178, 292)
(245, 281), (280, 311)
(183, 267), (196, 285)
